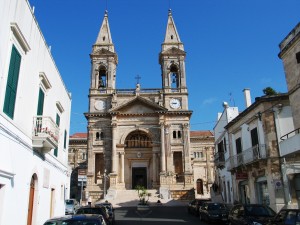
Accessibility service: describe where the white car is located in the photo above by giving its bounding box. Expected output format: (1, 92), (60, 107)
(65, 199), (79, 215)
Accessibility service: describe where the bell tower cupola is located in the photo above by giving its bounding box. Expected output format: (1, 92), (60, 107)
(90, 10), (118, 94)
(159, 9), (187, 93)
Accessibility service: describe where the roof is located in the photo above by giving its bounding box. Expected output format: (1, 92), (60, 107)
(190, 131), (214, 138)
(70, 133), (88, 139)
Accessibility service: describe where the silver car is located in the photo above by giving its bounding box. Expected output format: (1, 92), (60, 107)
(65, 199), (79, 215)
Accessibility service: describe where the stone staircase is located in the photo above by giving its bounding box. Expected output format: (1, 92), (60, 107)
(96, 189), (188, 208)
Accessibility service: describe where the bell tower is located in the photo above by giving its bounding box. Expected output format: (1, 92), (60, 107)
(159, 9), (188, 110)
(90, 10), (118, 95)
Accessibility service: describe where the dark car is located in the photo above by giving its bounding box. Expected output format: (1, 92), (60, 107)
(43, 214), (107, 225)
(95, 202), (115, 225)
(267, 208), (300, 225)
(187, 198), (211, 216)
(75, 206), (111, 225)
(228, 204), (276, 225)
(199, 202), (232, 223)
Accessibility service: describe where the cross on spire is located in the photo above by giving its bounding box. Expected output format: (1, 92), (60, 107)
(135, 74), (141, 84)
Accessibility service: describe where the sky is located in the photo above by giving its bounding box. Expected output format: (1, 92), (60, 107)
(28, 0), (300, 135)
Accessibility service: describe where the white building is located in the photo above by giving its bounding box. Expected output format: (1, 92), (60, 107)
(213, 101), (239, 203)
(0, 1), (72, 225)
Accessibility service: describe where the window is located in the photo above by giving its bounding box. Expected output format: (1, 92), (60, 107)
(64, 130), (67, 149)
(173, 131), (177, 138)
(296, 52), (300, 64)
(98, 67), (107, 88)
(170, 65), (179, 88)
(96, 132), (104, 141)
(235, 137), (242, 154)
(54, 113), (60, 157)
(177, 131), (181, 138)
(36, 88), (44, 115)
(3, 45), (21, 119)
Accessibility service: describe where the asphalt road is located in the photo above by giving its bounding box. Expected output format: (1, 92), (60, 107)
(114, 206), (208, 225)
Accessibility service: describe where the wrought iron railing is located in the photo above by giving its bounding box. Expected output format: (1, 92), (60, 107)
(226, 144), (267, 170)
(280, 128), (300, 140)
(32, 116), (59, 143)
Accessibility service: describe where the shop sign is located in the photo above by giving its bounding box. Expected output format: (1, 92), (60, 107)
(236, 172), (248, 180)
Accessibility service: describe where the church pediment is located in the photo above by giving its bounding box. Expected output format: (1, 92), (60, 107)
(160, 47), (186, 56)
(110, 96), (167, 115)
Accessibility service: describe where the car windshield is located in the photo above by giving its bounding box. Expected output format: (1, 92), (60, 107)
(208, 204), (226, 210)
(76, 208), (103, 215)
(245, 206), (276, 217)
(44, 221), (99, 225)
(65, 200), (74, 205)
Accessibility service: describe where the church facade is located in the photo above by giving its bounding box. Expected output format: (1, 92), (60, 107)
(84, 10), (209, 201)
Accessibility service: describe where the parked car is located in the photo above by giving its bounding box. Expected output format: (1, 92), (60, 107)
(75, 205), (111, 225)
(228, 204), (276, 225)
(95, 202), (115, 225)
(267, 208), (300, 225)
(187, 198), (211, 216)
(43, 214), (107, 225)
(199, 202), (232, 223)
(65, 199), (79, 215)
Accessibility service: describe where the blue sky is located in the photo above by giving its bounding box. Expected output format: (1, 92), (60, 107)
(29, 0), (300, 135)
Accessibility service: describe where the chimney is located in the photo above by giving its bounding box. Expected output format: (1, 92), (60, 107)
(243, 88), (251, 108)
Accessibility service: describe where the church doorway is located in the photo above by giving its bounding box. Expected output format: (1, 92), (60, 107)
(132, 167), (147, 189)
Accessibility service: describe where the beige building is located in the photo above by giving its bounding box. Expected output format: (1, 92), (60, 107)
(70, 10), (215, 201)
(278, 22), (300, 207)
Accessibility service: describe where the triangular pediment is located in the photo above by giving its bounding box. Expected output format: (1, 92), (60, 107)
(160, 47), (186, 56)
(110, 96), (167, 115)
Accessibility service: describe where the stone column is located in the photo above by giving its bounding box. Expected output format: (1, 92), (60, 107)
(160, 123), (166, 172)
(152, 152), (157, 184)
(112, 122), (117, 173)
(183, 123), (191, 172)
(121, 152), (125, 183)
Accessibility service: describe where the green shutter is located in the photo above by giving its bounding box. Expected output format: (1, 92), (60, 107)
(64, 130), (67, 149)
(3, 45), (21, 118)
(54, 148), (58, 157)
(37, 88), (45, 115)
(56, 114), (60, 127)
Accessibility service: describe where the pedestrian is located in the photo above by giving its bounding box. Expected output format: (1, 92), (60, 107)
(88, 196), (92, 207)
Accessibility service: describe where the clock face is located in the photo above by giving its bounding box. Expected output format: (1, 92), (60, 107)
(170, 98), (181, 109)
(94, 100), (106, 110)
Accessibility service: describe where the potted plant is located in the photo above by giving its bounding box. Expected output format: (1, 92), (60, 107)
(135, 185), (151, 210)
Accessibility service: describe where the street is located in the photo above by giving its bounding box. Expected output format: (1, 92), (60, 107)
(114, 206), (208, 225)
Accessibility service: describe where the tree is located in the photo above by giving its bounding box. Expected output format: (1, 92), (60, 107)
(263, 87), (277, 95)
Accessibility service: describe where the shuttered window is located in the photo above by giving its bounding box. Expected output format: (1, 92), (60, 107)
(54, 113), (60, 157)
(36, 88), (44, 115)
(64, 130), (67, 149)
(3, 45), (21, 119)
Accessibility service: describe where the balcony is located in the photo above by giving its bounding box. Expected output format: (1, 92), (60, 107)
(279, 128), (300, 157)
(226, 144), (267, 170)
(32, 116), (59, 152)
(214, 152), (225, 168)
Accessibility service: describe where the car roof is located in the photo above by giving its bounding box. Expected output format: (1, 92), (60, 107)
(46, 214), (103, 222)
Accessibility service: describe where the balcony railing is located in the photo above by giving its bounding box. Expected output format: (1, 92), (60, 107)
(32, 116), (59, 152)
(226, 144), (267, 170)
(279, 128), (300, 156)
(214, 152), (225, 168)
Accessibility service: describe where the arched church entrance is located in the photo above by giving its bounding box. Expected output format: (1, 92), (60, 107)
(124, 130), (153, 189)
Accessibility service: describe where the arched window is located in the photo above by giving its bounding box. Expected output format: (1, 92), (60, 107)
(96, 132), (100, 140)
(177, 131), (181, 138)
(197, 179), (204, 195)
(100, 132), (104, 139)
(98, 67), (107, 88)
(170, 65), (179, 88)
(125, 131), (151, 148)
(173, 131), (177, 139)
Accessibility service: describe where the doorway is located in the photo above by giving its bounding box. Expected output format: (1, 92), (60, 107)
(132, 167), (147, 189)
